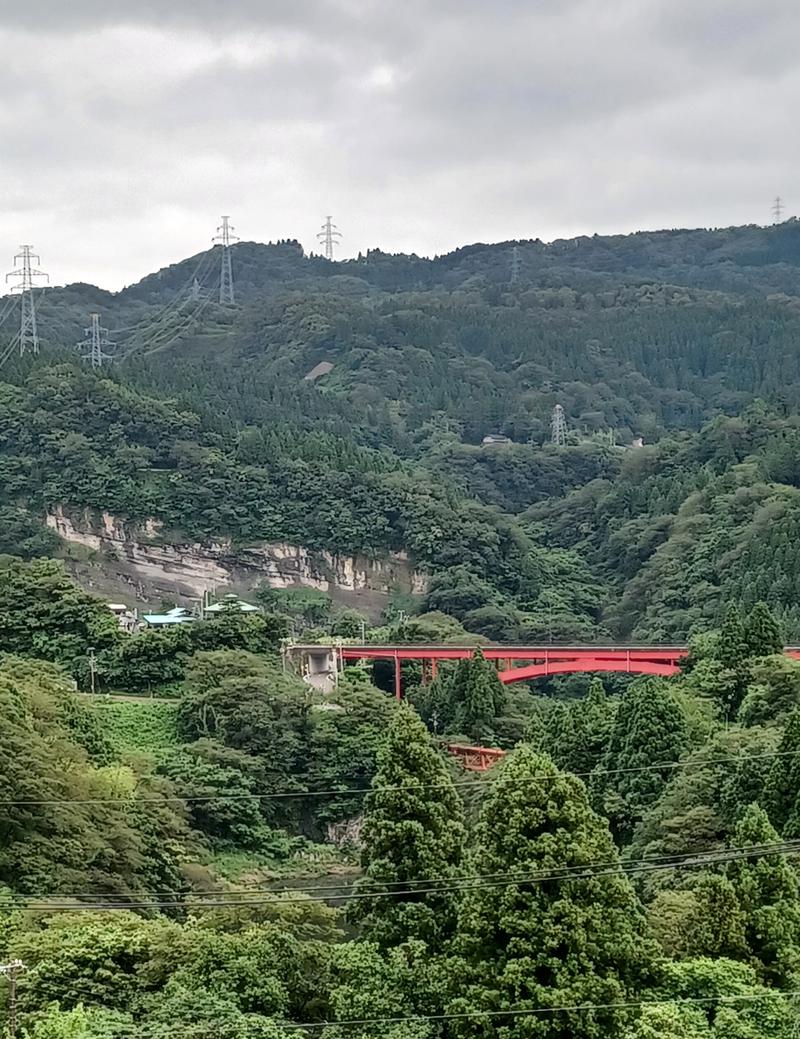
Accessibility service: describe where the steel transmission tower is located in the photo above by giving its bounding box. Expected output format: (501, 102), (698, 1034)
(773, 196), (785, 223)
(0, 960), (26, 1039)
(6, 246), (48, 355)
(317, 215), (342, 260)
(213, 216), (238, 304)
(78, 314), (115, 369)
(551, 404), (568, 446)
(510, 245), (521, 284)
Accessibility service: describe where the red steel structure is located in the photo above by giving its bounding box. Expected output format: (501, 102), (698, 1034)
(336, 644), (688, 700)
(447, 743), (506, 772)
(292, 643), (800, 701)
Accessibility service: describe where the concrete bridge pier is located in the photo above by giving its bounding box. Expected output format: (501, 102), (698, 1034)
(283, 642), (340, 694)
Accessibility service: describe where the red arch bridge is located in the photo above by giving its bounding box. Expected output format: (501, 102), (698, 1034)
(285, 643), (800, 771)
(286, 643), (800, 701)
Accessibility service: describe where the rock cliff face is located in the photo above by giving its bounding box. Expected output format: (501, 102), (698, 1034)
(46, 508), (426, 615)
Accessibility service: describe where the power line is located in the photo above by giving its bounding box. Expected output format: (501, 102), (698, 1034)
(5, 991), (793, 1039)
(111, 249), (215, 340)
(4, 747), (793, 808)
(135, 293), (215, 357)
(5, 246), (48, 355)
(5, 840), (799, 911)
(317, 215), (341, 260)
(282, 991), (800, 1032)
(10, 838), (800, 902)
(213, 216), (238, 305)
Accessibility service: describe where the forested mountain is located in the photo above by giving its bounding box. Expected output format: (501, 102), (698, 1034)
(6, 222), (800, 1036)
(6, 221), (800, 638)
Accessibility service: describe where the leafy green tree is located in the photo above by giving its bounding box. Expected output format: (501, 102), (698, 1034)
(190, 610), (288, 655)
(712, 604), (750, 717)
(0, 663), (187, 896)
(178, 651), (308, 762)
(19, 1004), (134, 1039)
(658, 956), (800, 1038)
(624, 1003), (711, 1039)
(178, 652), (310, 829)
(104, 626), (192, 693)
(327, 939), (446, 1039)
(726, 804), (800, 985)
(348, 705), (465, 948)
(135, 983), (282, 1039)
(305, 669), (397, 830)
(451, 746), (654, 1039)
(737, 655), (800, 725)
(423, 565), (499, 617)
(601, 678), (688, 844)
(0, 507), (60, 559)
(157, 741), (268, 848)
(329, 609), (369, 638)
(11, 913), (178, 1014)
(0, 558), (121, 682)
(744, 601), (783, 657)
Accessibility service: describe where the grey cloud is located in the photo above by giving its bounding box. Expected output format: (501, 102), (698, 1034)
(0, 0), (797, 289)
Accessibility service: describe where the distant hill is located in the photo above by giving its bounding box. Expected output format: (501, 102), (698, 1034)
(5, 220), (800, 637)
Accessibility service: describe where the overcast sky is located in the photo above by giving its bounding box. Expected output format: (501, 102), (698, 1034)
(0, 0), (796, 289)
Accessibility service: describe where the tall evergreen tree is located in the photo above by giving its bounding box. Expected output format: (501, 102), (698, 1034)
(451, 649), (507, 744)
(744, 601), (783, 657)
(572, 677), (616, 774)
(539, 680), (616, 775)
(450, 746), (653, 1039)
(727, 804), (800, 985)
(718, 603), (748, 665)
(766, 708), (800, 835)
(687, 875), (749, 961)
(347, 705), (465, 948)
(714, 603), (750, 716)
(601, 678), (688, 845)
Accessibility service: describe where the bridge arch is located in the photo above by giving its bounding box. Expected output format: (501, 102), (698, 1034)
(497, 659), (681, 683)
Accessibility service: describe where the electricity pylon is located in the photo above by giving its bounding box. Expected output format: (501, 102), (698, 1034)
(77, 314), (115, 369)
(510, 245), (521, 284)
(6, 246), (48, 355)
(551, 404), (568, 446)
(213, 216), (238, 304)
(317, 215), (342, 260)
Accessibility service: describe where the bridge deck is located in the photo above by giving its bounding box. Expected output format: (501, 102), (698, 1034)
(285, 644), (800, 699)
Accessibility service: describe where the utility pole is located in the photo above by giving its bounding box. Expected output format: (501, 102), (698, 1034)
(88, 646), (97, 695)
(77, 314), (115, 370)
(317, 216), (342, 260)
(510, 245), (521, 285)
(773, 196), (784, 224)
(0, 960), (26, 1039)
(190, 277), (201, 302)
(551, 403), (567, 446)
(6, 246), (48, 355)
(213, 216), (238, 305)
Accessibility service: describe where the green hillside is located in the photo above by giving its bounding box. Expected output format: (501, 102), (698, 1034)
(5, 222), (800, 637)
(6, 223), (800, 1037)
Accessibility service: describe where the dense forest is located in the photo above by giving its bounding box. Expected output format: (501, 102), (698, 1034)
(5, 222), (800, 1036)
